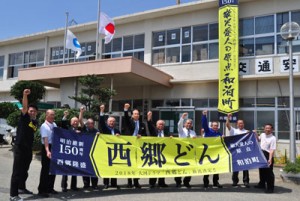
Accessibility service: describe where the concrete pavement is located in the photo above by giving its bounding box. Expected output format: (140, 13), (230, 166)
(0, 145), (299, 201)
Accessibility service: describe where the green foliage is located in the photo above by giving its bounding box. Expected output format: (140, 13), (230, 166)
(69, 74), (116, 113)
(0, 102), (18, 119)
(283, 157), (300, 174)
(10, 81), (46, 105)
(6, 110), (21, 128)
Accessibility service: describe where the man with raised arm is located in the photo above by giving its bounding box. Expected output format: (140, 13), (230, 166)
(226, 113), (250, 188)
(99, 104), (120, 189)
(201, 110), (223, 189)
(147, 111), (168, 188)
(175, 113), (196, 188)
(10, 89), (38, 201)
(123, 103), (146, 189)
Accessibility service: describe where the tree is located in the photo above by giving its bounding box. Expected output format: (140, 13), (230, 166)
(69, 74), (116, 113)
(10, 80), (46, 105)
(0, 102), (18, 119)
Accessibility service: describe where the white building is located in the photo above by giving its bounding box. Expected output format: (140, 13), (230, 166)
(0, 0), (300, 157)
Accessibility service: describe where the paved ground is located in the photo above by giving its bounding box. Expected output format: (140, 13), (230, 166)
(0, 144), (299, 201)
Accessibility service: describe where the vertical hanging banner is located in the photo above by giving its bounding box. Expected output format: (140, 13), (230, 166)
(218, 0), (239, 117)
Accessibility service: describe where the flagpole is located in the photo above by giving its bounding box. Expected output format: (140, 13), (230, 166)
(63, 12), (69, 64)
(96, 0), (101, 60)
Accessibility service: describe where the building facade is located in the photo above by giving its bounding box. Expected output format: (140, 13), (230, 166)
(1, 0), (300, 156)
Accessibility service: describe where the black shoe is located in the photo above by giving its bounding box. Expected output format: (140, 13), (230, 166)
(134, 184), (142, 189)
(149, 185), (155, 189)
(71, 187), (79, 191)
(83, 185), (90, 189)
(111, 185), (120, 189)
(254, 185), (265, 189)
(213, 184), (223, 188)
(184, 183), (192, 188)
(159, 184), (168, 188)
(243, 183), (250, 188)
(176, 183), (181, 188)
(38, 192), (49, 198)
(48, 189), (58, 194)
(127, 184), (133, 188)
(18, 189), (33, 194)
(265, 189), (274, 194)
(92, 186), (99, 190)
(103, 185), (109, 189)
(232, 183), (238, 188)
(62, 188), (68, 192)
(204, 185), (209, 189)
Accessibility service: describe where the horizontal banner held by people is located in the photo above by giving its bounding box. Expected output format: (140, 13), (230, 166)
(50, 127), (267, 178)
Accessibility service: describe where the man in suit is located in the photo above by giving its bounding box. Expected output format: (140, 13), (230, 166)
(61, 112), (81, 192)
(147, 111), (168, 188)
(79, 107), (99, 190)
(175, 113), (197, 188)
(123, 103), (146, 189)
(99, 104), (120, 189)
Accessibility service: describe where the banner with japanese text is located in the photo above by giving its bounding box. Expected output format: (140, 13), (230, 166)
(218, 0), (239, 115)
(50, 127), (268, 178)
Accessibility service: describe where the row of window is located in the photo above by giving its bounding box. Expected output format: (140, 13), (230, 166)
(152, 10), (300, 65)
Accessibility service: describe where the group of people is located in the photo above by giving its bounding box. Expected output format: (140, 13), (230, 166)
(9, 89), (277, 201)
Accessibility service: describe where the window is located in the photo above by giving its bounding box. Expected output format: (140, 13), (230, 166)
(255, 15), (274, 34)
(152, 49), (165, 65)
(193, 44), (208, 61)
(182, 45), (191, 62)
(239, 38), (254, 56)
(166, 47), (180, 63)
(153, 31), (166, 47)
(167, 29), (180, 45)
(102, 34), (145, 61)
(209, 43), (218, 59)
(277, 12), (289, 32)
(255, 36), (274, 55)
(209, 23), (218, 40)
(193, 99), (208, 108)
(0, 56), (4, 80)
(50, 42), (96, 64)
(182, 26), (191, 44)
(239, 18), (254, 36)
(8, 52), (23, 78)
(193, 25), (208, 42)
(123, 35), (134, 51)
(112, 38), (122, 52)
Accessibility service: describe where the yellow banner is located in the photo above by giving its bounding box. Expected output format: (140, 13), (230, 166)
(90, 135), (231, 178)
(218, 4), (239, 114)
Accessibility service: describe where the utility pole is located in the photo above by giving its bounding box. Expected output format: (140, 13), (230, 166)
(177, 0), (181, 5)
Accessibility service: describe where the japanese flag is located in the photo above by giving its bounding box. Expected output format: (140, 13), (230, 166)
(99, 12), (115, 44)
(66, 29), (82, 59)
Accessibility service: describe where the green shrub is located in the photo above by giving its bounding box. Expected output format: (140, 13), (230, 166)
(32, 129), (41, 151)
(283, 157), (300, 174)
(0, 102), (18, 119)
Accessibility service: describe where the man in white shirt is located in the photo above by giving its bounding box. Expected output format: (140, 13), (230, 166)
(175, 113), (196, 188)
(254, 123), (276, 193)
(38, 110), (58, 197)
(226, 113), (250, 188)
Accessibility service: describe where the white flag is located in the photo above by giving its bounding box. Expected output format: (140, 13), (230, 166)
(66, 30), (82, 59)
(99, 12), (115, 44)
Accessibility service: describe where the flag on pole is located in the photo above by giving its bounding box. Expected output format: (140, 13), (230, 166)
(99, 12), (115, 44)
(66, 29), (82, 59)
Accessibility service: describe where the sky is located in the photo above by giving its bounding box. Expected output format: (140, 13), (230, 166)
(0, 0), (197, 41)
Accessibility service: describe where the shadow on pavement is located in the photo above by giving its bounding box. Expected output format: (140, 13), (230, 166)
(22, 183), (293, 200)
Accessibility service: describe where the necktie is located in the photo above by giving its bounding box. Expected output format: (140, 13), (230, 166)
(187, 129), (190, 138)
(133, 121), (139, 136)
(158, 131), (161, 137)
